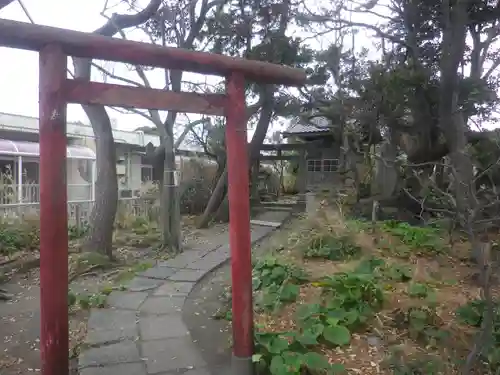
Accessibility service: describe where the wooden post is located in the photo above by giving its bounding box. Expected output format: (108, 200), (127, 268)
(75, 204), (81, 230)
(297, 148), (307, 210)
(250, 157), (260, 206)
(226, 72), (254, 375)
(17, 155), (22, 202)
(39, 44), (69, 375)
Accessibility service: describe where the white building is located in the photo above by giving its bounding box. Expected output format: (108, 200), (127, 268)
(0, 112), (203, 205)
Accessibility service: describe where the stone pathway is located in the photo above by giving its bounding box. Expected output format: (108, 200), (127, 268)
(78, 212), (289, 375)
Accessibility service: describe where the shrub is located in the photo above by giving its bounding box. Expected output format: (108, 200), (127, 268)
(303, 234), (362, 261)
(315, 272), (384, 330)
(382, 220), (446, 255)
(252, 255), (309, 311)
(0, 216), (40, 255)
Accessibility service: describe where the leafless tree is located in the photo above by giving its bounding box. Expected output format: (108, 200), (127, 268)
(93, 0), (227, 252)
(72, 0), (162, 257)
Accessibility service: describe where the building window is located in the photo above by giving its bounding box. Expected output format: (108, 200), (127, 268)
(140, 154), (153, 182)
(141, 166), (153, 182)
(323, 159), (339, 172)
(307, 159), (339, 172)
(23, 161), (40, 183)
(307, 159), (322, 172)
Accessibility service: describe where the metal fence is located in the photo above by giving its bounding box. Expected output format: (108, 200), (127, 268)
(0, 197), (158, 228)
(0, 183), (92, 204)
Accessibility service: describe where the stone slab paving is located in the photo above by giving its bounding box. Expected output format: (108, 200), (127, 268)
(78, 213), (289, 375)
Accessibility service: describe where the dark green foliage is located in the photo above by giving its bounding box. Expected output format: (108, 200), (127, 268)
(393, 306), (448, 345)
(383, 264), (414, 282)
(316, 272), (384, 330)
(68, 224), (89, 240)
(253, 330), (346, 375)
(456, 299), (500, 372)
(382, 221), (446, 255)
(407, 283), (433, 299)
(303, 234), (362, 261)
(252, 256), (309, 311)
(456, 299), (489, 327)
(68, 287), (112, 310)
(252, 262), (385, 375)
(0, 221), (39, 255)
(355, 256), (414, 283)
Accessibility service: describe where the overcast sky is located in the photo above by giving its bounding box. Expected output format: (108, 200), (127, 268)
(0, 1), (121, 125)
(0, 0), (223, 133)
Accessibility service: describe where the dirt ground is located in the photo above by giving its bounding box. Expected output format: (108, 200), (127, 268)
(0, 221), (229, 375)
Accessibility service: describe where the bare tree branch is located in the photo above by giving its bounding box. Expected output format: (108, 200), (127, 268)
(0, 0), (15, 11)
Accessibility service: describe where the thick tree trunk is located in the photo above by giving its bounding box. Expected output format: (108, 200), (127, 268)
(72, 0), (162, 257)
(145, 120), (214, 250)
(439, 0), (475, 224)
(159, 67), (182, 252)
(73, 59), (118, 258)
(197, 86), (274, 228)
(198, 165), (228, 228)
(84, 115), (118, 257)
(161, 132), (181, 252)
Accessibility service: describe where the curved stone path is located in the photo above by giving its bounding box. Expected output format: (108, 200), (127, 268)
(78, 211), (289, 375)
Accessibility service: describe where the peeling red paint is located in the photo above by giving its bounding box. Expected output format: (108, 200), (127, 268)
(0, 19), (306, 86)
(64, 80), (227, 116)
(39, 44), (69, 375)
(226, 72), (254, 358)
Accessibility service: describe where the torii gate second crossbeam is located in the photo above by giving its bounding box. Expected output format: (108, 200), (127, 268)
(0, 18), (306, 375)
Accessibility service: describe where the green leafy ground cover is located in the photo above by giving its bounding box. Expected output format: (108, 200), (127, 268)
(226, 209), (497, 375)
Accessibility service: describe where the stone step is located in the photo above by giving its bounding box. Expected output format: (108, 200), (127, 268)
(250, 219), (282, 228)
(261, 202), (296, 208)
(253, 205), (294, 212)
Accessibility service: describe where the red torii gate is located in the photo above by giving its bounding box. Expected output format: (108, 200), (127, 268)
(0, 19), (306, 375)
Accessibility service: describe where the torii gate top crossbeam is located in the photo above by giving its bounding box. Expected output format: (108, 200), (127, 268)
(0, 19), (307, 86)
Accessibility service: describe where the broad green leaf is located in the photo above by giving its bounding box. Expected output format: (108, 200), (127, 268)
(326, 317), (339, 326)
(303, 352), (331, 370)
(255, 332), (275, 351)
(271, 266), (286, 280)
(269, 355), (288, 375)
(269, 337), (289, 354)
(343, 310), (361, 326)
(281, 351), (303, 372)
(280, 283), (299, 302)
(408, 283), (429, 298)
(323, 325), (351, 346)
(310, 323), (325, 336)
(330, 363), (347, 374)
(296, 303), (321, 320)
(297, 331), (319, 346)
